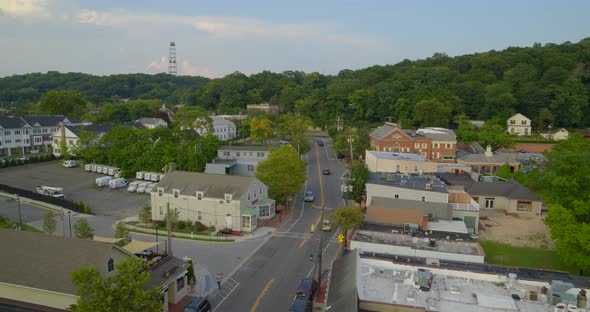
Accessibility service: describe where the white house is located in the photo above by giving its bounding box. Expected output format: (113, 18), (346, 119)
(51, 123), (140, 157)
(194, 116), (236, 141)
(540, 128), (569, 141)
(205, 145), (270, 177)
(137, 117), (168, 129)
(151, 171), (275, 233)
(507, 113), (532, 136)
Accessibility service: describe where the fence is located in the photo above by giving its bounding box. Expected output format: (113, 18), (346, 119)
(0, 184), (84, 213)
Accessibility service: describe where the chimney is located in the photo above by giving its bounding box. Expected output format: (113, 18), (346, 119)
(168, 162), (176, 173)
(484, 145), (493, 158)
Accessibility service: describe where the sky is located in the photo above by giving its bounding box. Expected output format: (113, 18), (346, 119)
(0, 0), (589, 78)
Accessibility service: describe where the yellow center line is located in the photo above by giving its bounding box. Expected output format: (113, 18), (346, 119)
(315, 143), (324, 208)
(299, 238), (309, 248)
(250, 278), (274, 312)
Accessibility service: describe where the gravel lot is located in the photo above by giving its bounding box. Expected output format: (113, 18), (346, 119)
(0, 161), (149, 218)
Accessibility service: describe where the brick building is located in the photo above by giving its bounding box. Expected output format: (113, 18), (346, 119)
(369, 123), (457, 163)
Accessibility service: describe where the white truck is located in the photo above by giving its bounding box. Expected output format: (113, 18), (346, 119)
(108, 178), (127, 189)
(101, 166), (110, 175)
(136, 171), (147, 180)
(63, 160), (77, 168)
(127, 180), (141, 192)
(96, 176), (113, 187)
(94, 165), (103, 173)
(149, 173), (160, 182)
(108, 167), (121, 177)
(36, 186), (65, 199)
(145, 182), (158, 193)
(136, 181), (152, 193)
(84, 163), (93, 172)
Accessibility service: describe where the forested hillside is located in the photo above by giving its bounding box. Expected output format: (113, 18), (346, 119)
(2, 38), (589, 129)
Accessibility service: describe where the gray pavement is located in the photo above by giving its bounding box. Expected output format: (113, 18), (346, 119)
(213, 138), (347, 312)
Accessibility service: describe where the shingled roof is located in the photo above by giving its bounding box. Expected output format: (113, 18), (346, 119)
(155, 170), (255, 199)
(23, 115), (80, 127)
(0, 116), (28, 129)
(0, 229), (134, 295)
(465, 179), (541, 201)
(369, 123), (397, 139)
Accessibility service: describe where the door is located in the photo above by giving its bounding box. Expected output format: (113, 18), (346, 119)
(485, 198), (495, 209)
(225, 214), (232, 229)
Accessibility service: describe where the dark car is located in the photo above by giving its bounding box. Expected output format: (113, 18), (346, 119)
(336, 153), (345, 159)
(289, 297), (312, 312)
(184, 297), (211, 312)
(322, 168), (330, 175)
(296, 278), (318, 300)
(318, 140), (324, 146)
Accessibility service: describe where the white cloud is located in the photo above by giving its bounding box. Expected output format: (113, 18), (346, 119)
(148, 56), (167, 70)
(182, 61), (219, 78)
(0, 0), (50, 17)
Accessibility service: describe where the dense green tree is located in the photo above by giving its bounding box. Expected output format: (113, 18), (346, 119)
(413, 99), (452, 128)
(39, 90), (88, 118)
(42, 211), (56, 235)
(349, 162), (370, 203)
(477, 123), (514, 150)
(70, 258), (161, 312)
(114, 221), (129, 240)
(250, 117), (274, 143)
(329, 207), (363, 246)
(495, 163), (513, 179)
(74, 218), (94, 239)
(255, 145), (307, 204)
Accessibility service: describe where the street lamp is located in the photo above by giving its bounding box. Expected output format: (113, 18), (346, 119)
(15, 194), (22, 226)
(67, 211), (72, 237)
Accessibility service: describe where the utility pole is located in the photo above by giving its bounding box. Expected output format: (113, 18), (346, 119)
(348, 134), (354, 162)
(61, 210), (65, 237)
(67, 211), (72, 237)
(316, 203), (325, 298)
(16, 194), (22, 226)
(167, 203), (173, 256)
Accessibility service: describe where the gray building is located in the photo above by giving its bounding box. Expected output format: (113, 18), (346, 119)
(205, 145), (270, 177)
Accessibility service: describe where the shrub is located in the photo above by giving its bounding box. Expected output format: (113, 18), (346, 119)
(155, 220), (166, 228)
(83, 203), (91, 214)
(194, 221), (207, 232)
(138, 205), (152, 224)
(175, 220), (186, 230)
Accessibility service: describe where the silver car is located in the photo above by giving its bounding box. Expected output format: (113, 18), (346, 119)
(304, 191), (314, 202)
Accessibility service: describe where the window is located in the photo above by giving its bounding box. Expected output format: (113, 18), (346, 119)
(517, 201), (532, 212)
(176, 276), (185, 290)
(433, 143), (439, 148)
(197, 210), (203, 221)
(241, 216), (251, 228)
(443, 156), (454, 160)
(521, 120), (527, 125)
(15, 139), (21, 143)
(414, 143), (420, 148)
(174, 208), (180, 217)
(4, 131), (10, 135)
(157, 188), (163, 196)
(421, 196), (425, 201)
(108, 258), (114, 272)
(68, 140), (73, 145)
(5, 139), (11, 144)
(485, 198), (495, 208)
(173, 189), (179, 198)
(524, 128), (529, 135)
(54, 139), (59, 144)
(259, 205), (270, 217)
(510, 128), (515, 133)
(394, 194), (399, 199)
(35, 137), (42, 143)
(249, 152), (253, 156)
(421, 143), (427, 148)
(257, 152), (264, 157)
(236, 152), (240, 157)
(446, 144), (452, 149)
(196, 192), (203, 200)
(510, 120), (516, 125)
(14, 130), (20, 135)
(159, 205), (163, 216)
(223, 151), (230, 157)
(247, 164), (254, 172)
(225, 194), (232, 203)
(25, 130), (29, 134)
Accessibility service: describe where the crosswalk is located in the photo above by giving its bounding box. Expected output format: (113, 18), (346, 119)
(272, 231), (313, 239)
(209, 277), (240, 312)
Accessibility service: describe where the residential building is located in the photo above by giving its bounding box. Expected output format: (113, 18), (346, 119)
(437, 172), (543, 214)
(51, 123), (141, 157)
(540, 128), (569, 140)
(246, 103), (279, 114)
(0, 229), (189, 312)
(151, 171), (275, 232)
(365, 150), (438, 174)
(365, 172), (480, 234)
(458, 145), (522, 174)
(205, 145), (270, 177)
(136, 117), (168, 129)
(507, 113), (532, 136)
(194, 116), (236, 141)
(0, 115), (85, 156)
(368, 122), (457, 163)
(326, 251), (590, 312)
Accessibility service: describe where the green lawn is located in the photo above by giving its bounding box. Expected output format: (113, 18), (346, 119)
(480, 241), (579, 274)
(0, 216), (42, 233)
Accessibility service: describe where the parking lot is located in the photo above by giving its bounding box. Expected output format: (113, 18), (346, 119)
(0, 161), (149, 218)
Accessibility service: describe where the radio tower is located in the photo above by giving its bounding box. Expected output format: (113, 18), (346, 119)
(168, 42), (177, 75)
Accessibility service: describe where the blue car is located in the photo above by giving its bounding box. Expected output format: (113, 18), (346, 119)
(184, 297), (211, 312)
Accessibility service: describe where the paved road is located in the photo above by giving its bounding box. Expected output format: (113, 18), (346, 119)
(213, 137), (347, 312)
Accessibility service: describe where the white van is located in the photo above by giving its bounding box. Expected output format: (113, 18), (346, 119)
(84, 164), (93, 172)
(96, 176), (113, 187)
(127, 180), (141, 192)
(150, 173), (160, 182)
(108, 167), (121, 177)
(95, 165), (103, 173)
(143, 172), (152, 181)
(108, 178), (127, 189)
(136, 171), (146, 180)
(136, 181), (152, 193)
(145, 182), (158, 193)
(102, 166), (110, 175)
(63, 160), (77, 168)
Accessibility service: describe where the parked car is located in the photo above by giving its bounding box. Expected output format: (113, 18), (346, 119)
(336, 153), (345, 159)
(136, 181), (152, 193)
(289, 297), (312, 312)
(296, 278), (318, 300)
(304, 191), (314, 202)
(321, 219), (332, 231)
(317, 140), (324, 146)
(322, 168), (330, 175)
(127, 180), (141, 192)
(95, 176), (113, 187)
(17, 156), (29, 161)
(183, 297), (211, 312)
(280, 139), (290, 145)
(145, 182), (158, 193)
(63, 160), (77, 168)
(108, 178), (128, 189)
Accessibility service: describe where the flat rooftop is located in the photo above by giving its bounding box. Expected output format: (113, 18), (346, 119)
(357, 257), (589, 312)
(368, 172), (447, 193)
(351, 230), (482, 256)
(367, 150), (429, 162)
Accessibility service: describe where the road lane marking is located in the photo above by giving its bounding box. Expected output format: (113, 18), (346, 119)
(250, 278), (274, 312)
(211, 278), (241, 312)
(285, 164), (310, 232)
(299, 238), (309, 248)
(315, 143), (325, 208)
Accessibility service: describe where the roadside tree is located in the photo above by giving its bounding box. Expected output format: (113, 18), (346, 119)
(42, 211), (56, 235)
(74, 218), (94, 239)
(256, 145), (307, 204)
(329, 207), (363, 246)
(250, 117), (274, 143)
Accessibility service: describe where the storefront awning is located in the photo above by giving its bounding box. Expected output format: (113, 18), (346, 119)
(122, 240), (160, 254)
(93, 236), (125, 244)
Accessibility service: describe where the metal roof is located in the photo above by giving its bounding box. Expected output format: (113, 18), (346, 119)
(155, 170), (255, 199)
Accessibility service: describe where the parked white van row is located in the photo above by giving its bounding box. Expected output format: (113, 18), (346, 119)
(127, 180), (157, 194)
(135, 171), (163, 182)
(85, 164), (121, 177)
(95, 176), (129, 189)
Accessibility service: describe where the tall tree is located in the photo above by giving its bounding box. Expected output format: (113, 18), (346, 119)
(74, 218), (94, 239)
(413, 99), (452, 128)
(477, 123), (515, 150)
(329, 207), (363, 246)
(70, 258), (161, 312)
(42, 211), (56, 235)
(39, 90), (88, 118)
(249, 117), (274, 143)
(255, 145), (307, 204)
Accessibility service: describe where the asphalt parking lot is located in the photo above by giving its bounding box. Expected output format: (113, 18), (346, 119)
(0, 161), (149, 218)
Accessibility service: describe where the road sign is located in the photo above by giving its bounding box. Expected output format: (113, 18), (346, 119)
(338, 233), (344, 243)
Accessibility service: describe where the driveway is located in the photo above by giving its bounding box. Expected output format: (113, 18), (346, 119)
(0, 161), (149, 218)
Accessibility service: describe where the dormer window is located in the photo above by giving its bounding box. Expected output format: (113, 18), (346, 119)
(157, 187), (164, 196)
(173, 189), (180, 198)
(108, 258), (114, 272)
(196, 192), (203, 200)
(224, 194), (232, 203)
